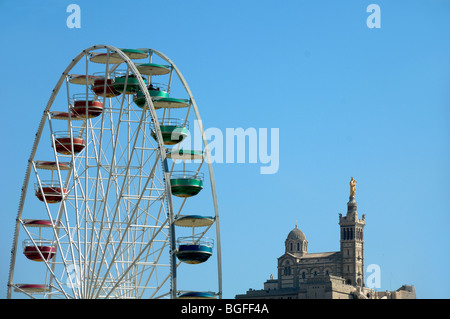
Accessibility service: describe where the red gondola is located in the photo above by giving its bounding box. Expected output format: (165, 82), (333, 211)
(91, 77), (121, 97)
(72, 100), (104, 118)
(35, 183), (68, 203)
(23, 240), (56, 262)
(54, 136), (85, 155)
(14, 284), (50, 293)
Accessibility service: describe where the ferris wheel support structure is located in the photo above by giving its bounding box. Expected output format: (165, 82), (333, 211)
(7, 45), (222, 299)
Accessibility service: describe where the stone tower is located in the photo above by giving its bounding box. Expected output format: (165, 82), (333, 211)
(339, 177), (365, 287)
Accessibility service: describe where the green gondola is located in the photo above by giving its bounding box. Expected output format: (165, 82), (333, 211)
(151, 125), (189, 145)
(113, 74), (147, 94)
(133, 86), (169, 108)
(170, 175), (203, 198)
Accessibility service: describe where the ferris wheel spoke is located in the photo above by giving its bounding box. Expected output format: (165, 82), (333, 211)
(84, 143), (110, 296)
(90, 155), (164, 297)
(86, 105), (156, 298)
(101, 218), (169, 299)
(87, 102), (131, 287)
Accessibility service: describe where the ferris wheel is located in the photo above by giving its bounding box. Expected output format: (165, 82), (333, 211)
(7, 45), (222, 299)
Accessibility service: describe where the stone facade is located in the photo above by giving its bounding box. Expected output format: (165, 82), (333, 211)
(235, 191), (416, 299)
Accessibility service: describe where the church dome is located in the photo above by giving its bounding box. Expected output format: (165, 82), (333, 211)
(285, 224), (308, 255)
(287, 225), (306, 241)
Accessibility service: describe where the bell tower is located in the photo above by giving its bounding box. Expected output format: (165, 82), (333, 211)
(339, 177), (365, 287)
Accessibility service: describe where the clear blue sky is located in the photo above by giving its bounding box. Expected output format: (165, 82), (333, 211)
(1, 0), (449, 299)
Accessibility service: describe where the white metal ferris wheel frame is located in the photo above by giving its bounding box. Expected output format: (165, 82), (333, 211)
(7, 45), (222, 299)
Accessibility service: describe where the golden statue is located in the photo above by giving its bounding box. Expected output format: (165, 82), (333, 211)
(350, 177), (357, 198)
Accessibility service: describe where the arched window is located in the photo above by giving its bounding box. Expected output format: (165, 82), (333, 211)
(284, 266), (291, 276)
(284, 261), (291, 276)
(297, 243), (300, 251)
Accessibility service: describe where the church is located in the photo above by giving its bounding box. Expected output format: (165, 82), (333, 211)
(235, 178), (416, 299)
